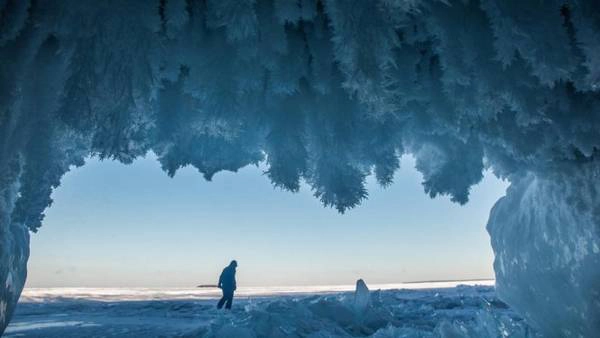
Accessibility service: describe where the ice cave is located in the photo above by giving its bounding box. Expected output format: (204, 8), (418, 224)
(0, 0), (599, 336)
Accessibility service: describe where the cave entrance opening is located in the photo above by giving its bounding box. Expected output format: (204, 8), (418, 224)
(25, 153), (507, 289)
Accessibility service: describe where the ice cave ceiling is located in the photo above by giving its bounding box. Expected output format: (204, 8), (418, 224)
(0, 0), (599, 336)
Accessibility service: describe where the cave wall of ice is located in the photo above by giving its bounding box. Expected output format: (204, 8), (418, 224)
(488, 166), (600, 336)
(1, 0), (599, 335)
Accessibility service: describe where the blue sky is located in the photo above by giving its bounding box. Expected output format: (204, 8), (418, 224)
(26, 153), (507, 288)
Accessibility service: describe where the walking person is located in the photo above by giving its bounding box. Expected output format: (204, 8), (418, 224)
(217, 260), (237, 309)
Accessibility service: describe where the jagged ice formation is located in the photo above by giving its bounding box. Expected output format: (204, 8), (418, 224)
(1, 0), (599, 336)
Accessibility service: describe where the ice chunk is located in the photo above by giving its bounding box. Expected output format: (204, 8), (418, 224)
(353, 279), (371, 314)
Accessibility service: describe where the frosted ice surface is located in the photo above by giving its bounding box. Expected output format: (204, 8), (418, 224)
(6, 283), (535, 337)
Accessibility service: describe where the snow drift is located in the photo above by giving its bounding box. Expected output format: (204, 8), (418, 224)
(1, 0), (599, 335)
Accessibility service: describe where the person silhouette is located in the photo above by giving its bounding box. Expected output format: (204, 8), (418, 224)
(217, 260), (237, 309)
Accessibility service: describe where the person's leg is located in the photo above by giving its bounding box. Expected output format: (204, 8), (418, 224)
(217, 290), (227, 309)
(225, 291), (233, 309)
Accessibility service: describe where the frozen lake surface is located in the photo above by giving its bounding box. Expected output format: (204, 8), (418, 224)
(5, 281), (536, 337)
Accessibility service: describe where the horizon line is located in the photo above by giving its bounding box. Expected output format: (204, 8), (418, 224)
(24, 278), (496, 290)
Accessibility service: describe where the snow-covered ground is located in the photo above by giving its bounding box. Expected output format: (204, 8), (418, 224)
(5, 281), (536, 337)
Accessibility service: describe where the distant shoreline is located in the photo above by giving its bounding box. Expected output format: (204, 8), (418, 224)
(26, 279), (496, 290)
(402, 278), (494, 284)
